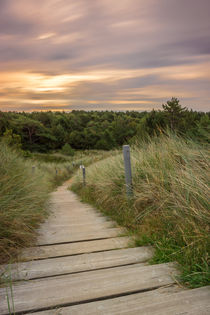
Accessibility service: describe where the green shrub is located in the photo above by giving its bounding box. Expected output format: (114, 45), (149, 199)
(61, 143), (75, 156)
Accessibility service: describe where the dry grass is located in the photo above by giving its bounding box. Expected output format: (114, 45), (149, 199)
(71, 134), (210, 287)
(0, 143), (50, 262)
(0, 144), (114, 263)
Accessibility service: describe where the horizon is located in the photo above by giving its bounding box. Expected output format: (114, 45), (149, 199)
(1, 104), (210, 114)
(0, 0), (210, 112)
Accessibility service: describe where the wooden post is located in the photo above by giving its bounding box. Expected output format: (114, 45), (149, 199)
(82, 166), (86, 186)
(123, 145), (133, 197)
(32, 166), (35, 173)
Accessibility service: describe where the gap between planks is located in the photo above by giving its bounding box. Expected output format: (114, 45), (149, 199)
(36, 227), (123, 245)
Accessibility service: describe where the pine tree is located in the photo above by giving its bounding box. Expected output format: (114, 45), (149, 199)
(162, 97), (186, 131)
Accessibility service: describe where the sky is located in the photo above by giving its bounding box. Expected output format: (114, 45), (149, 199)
(0, 0), (209, 112)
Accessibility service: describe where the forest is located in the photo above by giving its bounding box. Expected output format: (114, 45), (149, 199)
(0, 98), (209, 153)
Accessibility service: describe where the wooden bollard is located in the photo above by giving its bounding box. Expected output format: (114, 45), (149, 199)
(82, 167), (86, 186)
(123, 145), (133, 197)
(80, 165), (86, 186)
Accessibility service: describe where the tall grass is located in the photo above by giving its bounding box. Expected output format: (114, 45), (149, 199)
(0, 143), (51, 263)
(0, 144), (114, 263)
(34, 150), (115, 187)
(71, 134), (210, 287)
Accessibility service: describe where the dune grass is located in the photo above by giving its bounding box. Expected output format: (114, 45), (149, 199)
(71, 134), (210, 287)
(0, 143), (51, 263)
(0, 143), (113, 263)
(33, 150), (115, 187)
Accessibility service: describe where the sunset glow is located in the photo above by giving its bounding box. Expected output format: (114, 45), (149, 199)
(0, 0), (209, 112)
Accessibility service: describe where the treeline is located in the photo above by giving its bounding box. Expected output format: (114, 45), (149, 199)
(0, 98), (209, 152)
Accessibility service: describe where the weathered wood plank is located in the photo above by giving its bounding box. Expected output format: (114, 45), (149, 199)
(47, 208), (106, 220)
(1, 247), (153, 281)
(37, 227), (122, 245)
(48, 191), (107, 223)
(37, 226), (118, 238)
(19, 237), (131, 261)
(38, 221), (114, 230)
(49, 204), (104, 216)
(44, 207), (109, 225)
(37, 222), (115, 236)
(45, 215), (108, 225)
(28, 286), (210, 315)
(0, 263), (177, 315)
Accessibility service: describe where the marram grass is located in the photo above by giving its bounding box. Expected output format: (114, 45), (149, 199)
(0, 144), (75, 263)
(0, 144), (114, 263)
(71, 134), (210, 287)
(0, 143), (51, 263)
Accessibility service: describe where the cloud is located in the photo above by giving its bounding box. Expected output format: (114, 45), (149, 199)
(37, 33), (56, 40)
(0, 0), (209, 111)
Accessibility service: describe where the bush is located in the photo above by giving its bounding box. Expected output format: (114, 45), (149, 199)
(61, 143), (75, 156)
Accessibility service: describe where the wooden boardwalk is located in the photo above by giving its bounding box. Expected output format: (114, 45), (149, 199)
(0, 181), (209, 314)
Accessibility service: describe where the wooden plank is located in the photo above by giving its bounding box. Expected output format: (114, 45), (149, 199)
(45, 210), (109, 225)
(28, 286), (210, 315)
(38, 221), (114, 229)
(37, 227), (122, 245)
(48, 194), (105, 219)
(37, 226), (118, 239)
(0, 263), (177, 315)
(20, 237), (130, 260)
(49, 204), (103, 215)
(37, 221), (115, 233)
(19, 237), (131, 261)
(46, 198), (107, 221)
(48, 203), (105, 215)
(1, 247), (153, 281)
(45, 215), (108, 225)
(47, 209), (105, 220)
(49, 194), (96, 210)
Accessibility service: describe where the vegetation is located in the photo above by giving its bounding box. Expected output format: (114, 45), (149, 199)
(71, 134), (210, 287)
(61, 143), (75, 156)
(0, 143), (50, 263)
(0, 98), (209, 153)
(0, 98), (209, 285)
(0, 139), (112, 263)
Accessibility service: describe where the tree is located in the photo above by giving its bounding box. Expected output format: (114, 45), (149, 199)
(12, 115), (56, 152)
(51, 123), (67, 148)
(61, 143), (75, 156)
(1, 129), (22, 151)
(12, 116), (44, 143)
(162, 97), (186, 131)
